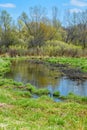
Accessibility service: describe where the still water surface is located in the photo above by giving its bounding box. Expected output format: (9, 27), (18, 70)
(5, 60), (87, 96)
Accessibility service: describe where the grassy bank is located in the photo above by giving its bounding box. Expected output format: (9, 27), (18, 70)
(44, 57), (87, 72)
(0, 57), (87, 129)
(0, 87), (87, 130)
(2, 56), (87, 72)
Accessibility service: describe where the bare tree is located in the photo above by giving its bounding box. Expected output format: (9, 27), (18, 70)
(64, 9), (87, 48)
(19, 7), (47, 47)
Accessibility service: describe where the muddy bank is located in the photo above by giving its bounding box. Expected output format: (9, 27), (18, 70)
(27, 59), (87, 80)
(60, 68), (87, 80)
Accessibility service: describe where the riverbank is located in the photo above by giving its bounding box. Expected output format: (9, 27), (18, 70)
(0, 86), (87, 130)
(0, 57), (87, 129)
(9, 56), (87, 80)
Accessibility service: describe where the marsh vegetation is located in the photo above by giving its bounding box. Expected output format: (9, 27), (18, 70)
(0, 57), (87, 129)
(0, 5), (87, 130)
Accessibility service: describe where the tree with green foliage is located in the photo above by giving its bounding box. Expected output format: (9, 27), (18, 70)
(0, 10), (12, 47)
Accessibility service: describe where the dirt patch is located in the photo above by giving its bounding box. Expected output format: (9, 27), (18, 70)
(0, 103), (13, 108)
(0, 103), (6, 107)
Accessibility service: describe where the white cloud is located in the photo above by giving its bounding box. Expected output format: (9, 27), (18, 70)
(71, 0), (87, 7)
(0, 3), (16, 8)
(69, 8), (82, 13)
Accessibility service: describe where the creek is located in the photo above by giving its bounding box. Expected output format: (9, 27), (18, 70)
(5, 60), (87, 97)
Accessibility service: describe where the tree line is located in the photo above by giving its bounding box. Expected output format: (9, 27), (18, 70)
(0, 7), (87, 51)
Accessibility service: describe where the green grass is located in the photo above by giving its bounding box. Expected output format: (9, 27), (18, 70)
(0, 57), (87, 129)
(0, 58), (11, 76)
(34, 88), (50, 96)
(0, 87), (87, 130)
(45, 57), (87, 72)
(63, 93), (87, 104)
(53, 91), (60, 97)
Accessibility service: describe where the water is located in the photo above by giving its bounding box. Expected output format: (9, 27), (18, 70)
(5, 60), (87, 97)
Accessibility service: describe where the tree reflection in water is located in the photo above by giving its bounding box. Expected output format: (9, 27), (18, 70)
(5, 60), (87, 96)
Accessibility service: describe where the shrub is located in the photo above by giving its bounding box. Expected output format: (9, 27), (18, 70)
(44, 40), (82, 57)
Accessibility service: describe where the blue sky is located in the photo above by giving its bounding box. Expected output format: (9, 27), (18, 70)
(0, 0), (87, 22)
